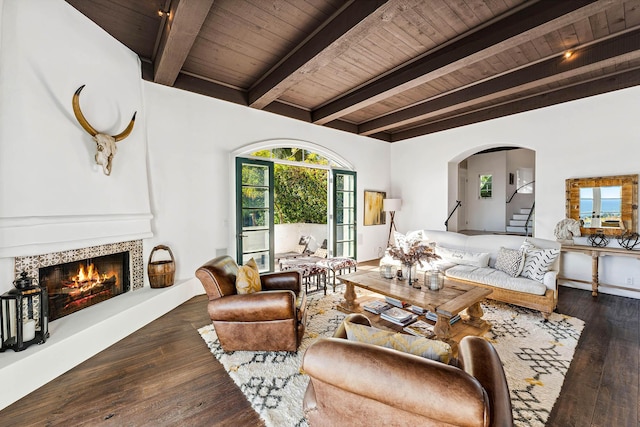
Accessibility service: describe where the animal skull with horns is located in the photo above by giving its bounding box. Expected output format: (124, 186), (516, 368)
(72, 85), (136, 175)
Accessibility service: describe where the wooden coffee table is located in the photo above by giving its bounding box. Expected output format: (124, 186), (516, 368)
(337, 270), (492, 352)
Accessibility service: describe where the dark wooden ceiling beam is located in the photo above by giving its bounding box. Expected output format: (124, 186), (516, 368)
(390, 67), (640, 142)
(173, 73), (248, 105)
(312, 0), (610, 125)
(359, 28), (640, 135)
(170, 72), (373, 139)
(154, 0), (215, 86)
(248, 0), (389, 109)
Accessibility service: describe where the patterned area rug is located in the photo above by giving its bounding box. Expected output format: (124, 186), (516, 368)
(198, 289), (584, 427)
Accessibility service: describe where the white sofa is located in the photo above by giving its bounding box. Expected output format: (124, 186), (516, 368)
(384, 230), (561, 319)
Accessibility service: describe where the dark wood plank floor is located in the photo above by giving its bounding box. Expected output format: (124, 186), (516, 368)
(0, 281), (637, 426)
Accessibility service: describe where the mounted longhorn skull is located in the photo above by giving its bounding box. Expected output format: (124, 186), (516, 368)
(72, 85), (136, 175)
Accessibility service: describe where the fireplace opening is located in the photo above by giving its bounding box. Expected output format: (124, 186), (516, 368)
(39, 252), (130, 321)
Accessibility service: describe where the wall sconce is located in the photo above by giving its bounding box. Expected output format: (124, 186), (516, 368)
(1, 272), (49, 352)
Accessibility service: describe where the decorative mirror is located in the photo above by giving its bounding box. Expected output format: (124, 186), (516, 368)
(566, 174), (638, 236)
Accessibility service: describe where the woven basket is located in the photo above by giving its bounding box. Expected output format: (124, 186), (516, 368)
(148, 245), (175, 288)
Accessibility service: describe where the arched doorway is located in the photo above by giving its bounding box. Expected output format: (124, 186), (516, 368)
(233, 140), (356, 271)
(449, 146), (535, 236)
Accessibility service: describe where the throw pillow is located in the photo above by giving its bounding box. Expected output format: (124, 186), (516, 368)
(435, 245), (490, 268)
(295, 236), (310, 254)
(393, 230), (424, 251)
(494, 247), (525, 277)
(344, 321), (451, 364)
(313, 247), (328, 258)
(235, 258), (262, 294)
(520, 240), (560, 282)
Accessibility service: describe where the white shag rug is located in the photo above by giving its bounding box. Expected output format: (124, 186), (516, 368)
(198, 289), (584, 427)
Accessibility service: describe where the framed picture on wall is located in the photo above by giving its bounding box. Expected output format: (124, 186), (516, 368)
(364, 190), (386, 226)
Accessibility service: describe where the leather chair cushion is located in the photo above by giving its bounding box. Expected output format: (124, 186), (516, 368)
(344, 321), (452, 364)
(235, 258), (262, 294)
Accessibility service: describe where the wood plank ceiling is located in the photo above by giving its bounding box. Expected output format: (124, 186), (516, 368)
(66, 0), (640, 142)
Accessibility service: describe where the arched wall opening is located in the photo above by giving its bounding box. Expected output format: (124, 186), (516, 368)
(447, 145), (536, 235)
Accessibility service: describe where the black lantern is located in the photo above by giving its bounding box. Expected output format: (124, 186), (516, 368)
(1, 271), (49, 352)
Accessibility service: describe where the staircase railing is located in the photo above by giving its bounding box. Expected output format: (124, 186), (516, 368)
(524, 202), (535, 237)
(445, 200), (462, 231)
(506, 180), (535, 204)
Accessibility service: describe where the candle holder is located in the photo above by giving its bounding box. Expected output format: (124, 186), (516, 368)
(1, 272), (49, 352)
(379, 261), (397, 279)
(424, 270), (445, 291)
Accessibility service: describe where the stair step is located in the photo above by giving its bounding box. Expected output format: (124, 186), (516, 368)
(519, 208), (532, 215)
(510, 219), (533, 227)
(506, 226), (532, 234)
(512, 214), (532, 221)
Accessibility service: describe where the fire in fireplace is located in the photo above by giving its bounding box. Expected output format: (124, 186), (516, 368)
(39, 252), (130, 321)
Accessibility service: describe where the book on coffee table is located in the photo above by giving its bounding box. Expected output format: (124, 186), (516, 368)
(403, 320), (435, 338)
(409, 305), (425, 315)
(425, 311), (461, 325)
(385, 296), (406, 308)
(380, 307), (417, 326)
(363, 300), (392, 314)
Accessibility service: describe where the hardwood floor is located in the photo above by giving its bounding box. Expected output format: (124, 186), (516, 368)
(0, 280), (637, 426)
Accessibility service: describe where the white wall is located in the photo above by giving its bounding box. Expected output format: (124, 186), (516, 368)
(275, 224), (327, 253)
(143, 80), (391, 281)
(391, 87), (640, 298)
(466, 150), (507, 232)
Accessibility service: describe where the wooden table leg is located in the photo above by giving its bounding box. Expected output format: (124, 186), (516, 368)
(591, 251), (599, 296)
(343, 282), (357, 310)
(434, 314), (452, 340)
(466, 301), (490, 330)
(434, 314), (458, 355)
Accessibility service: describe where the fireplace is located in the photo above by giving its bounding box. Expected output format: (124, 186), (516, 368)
(39, 252), (130, 321)
(14, 240), (144, 322)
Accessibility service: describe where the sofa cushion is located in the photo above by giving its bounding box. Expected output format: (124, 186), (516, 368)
(344, 321), (451, 364)
(235, 258), (262, 294)
(494, 247), (525, 277)
(445, 265), (547, 295)
(435, 245), (490, 268)
(520, 240), (561, 282)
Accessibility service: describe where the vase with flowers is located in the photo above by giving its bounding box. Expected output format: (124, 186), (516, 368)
(387, 236), (440, 287)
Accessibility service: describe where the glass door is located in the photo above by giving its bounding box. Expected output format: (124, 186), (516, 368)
(236, 157), (274, 272)
(333, 170), (357, 258)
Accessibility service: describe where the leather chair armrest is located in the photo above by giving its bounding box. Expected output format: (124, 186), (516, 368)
(261, 270), (302, 293)
(459, 336), (514, 427)
(332, 313), (371, 339)
(209, 290), (296, 322)
(303, 338), (489, 425)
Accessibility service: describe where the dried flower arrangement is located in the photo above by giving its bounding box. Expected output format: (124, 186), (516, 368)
(387, 241), (440, 267)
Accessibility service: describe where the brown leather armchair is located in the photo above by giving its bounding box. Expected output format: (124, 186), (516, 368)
(302, 314), (513, 427)
(195, 256), (307, 351)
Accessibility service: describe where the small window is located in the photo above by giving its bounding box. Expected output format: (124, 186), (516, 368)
(479, 174), (492, 199)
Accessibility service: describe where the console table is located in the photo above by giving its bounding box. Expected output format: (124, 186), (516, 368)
(559, 245), (640, 296)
